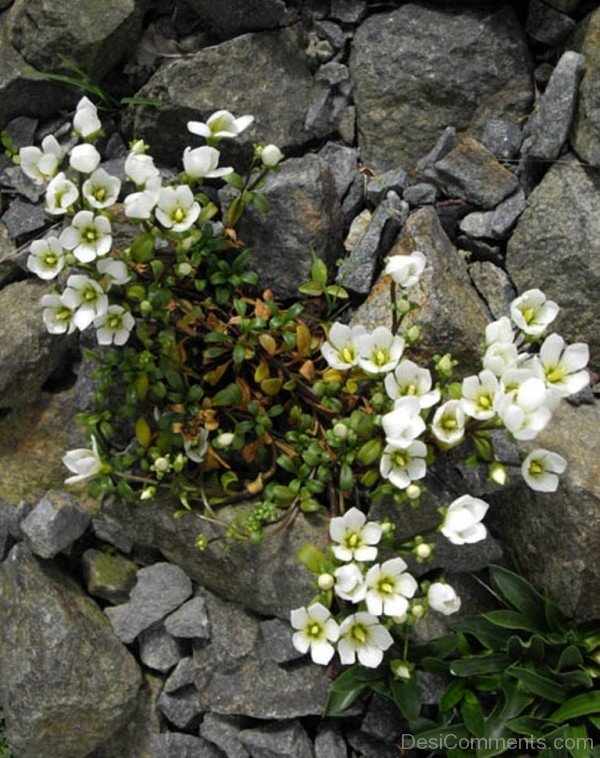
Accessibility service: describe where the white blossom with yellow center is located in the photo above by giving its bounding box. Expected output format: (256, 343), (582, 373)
(364, 558), (418, 617)
(321, 322), (366, 370)
(290, 603), (339, 665)
(329, 507), (382, 563)
(356, 326), (405, 375)
(338, 613), (393, 668)
(155, 185), (200, 233)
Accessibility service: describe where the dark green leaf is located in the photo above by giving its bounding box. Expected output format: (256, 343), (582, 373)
(512, 667), (570, 704)
(461, 696), (486, 738)
(390, 674), (421, 725)
(212, 383), (242, 407)
(452, 616), (513, 650)
(483, 610), (542, 633)
(488, 565), (546, 625)
(440, 679), (467, 711)
(450, 654), (510, 677)
(325, 666), (371, 715)
(550, 692), (600, 723)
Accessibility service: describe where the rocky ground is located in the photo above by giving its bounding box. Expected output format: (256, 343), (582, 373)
(0, 0), (599, 755)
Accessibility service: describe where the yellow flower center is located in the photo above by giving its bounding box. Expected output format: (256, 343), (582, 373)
(173, 207), (185, 223)
(392, 451), (407, 468)
(478, 394), (492, 410)
(340, 347), (356, 364)
(346, 532), (360, 548)
(307, 623), (322, 639)
(84, 228), (97, 242)
(351, 625), (368, 644)
(545, 365), (566, 384)
(57, 307), (71, 321)
(373, 348), (390, 367)
(529, 460), (544, 476)
(43, 253), (57, 267)
(94, 187), (106, 201)
(378, 579), (394, 595)
(405, 384), (417, 396)
(83, 288), (96, 302)
(107, 315), (122, 330)
(442, 416), (457, 430)
(522, 307), (536, 324)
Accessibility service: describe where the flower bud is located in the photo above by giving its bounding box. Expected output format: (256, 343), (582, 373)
(153, 457), (169, 472)
(415, 543), (432, 560)
(140, 300), (152, 317)
(397, 297), (410, 314)
(406, 325), (420, 343)
(317, 573), (335, 591)
(215, 432), (235, 448)
(357, 438), (383, 466)
(177, 262), (193, 277)
(140, 486), (156, 501)
(437, 353), (454, 375)
(333, 423), (348, 439)
(406, 484), (421, 500)
(380, 520), (394, 535)
(195, 534), (208, 551)
(391, 660), (412, 680)
(261, 144), (284, 167)
(411, 602), (426, 619)
(489, 462), (507, 486)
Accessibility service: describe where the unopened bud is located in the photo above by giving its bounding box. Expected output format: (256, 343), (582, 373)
(380, 520), (394, 535)
(333, 423), (348, 439)
(177, 262), (193, 277)
(140, 300), (152, 317)
(317, 573), (335, 591)
(415, 543), (432, 560)
(397, 298), (410, 314)
(153, 457), (169, 472)
(215, 432), (235, 448)
(490, 462), (507, 486)
(406, 484), (421, 500)
(438, 353), (454, 375)
(406, 325), (420, 343)
(412, 602), (426, 619)
(391, 660), (412, 680)
(140, 486), (156, 501)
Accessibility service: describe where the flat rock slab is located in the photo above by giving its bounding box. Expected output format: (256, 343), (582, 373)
(21, 489), (90, 558)
(570, 8), (600, 167)
(82, 548), (138, 604)
(0, 544), (142, 757)
(165, 596), (210, 639)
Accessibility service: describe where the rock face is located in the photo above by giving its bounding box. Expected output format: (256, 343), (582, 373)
(235, 154), (343, 299)
(126, 26), (327, 165)
(7, 0), (145, 81)
(0, 544), (142, 757)
(185, 0), (293, 39)
(489, 402), (600, 623)
(99, 497), (329, 618)
(353, 207), (489, 372)
(506, 155), (600, 367)
(350, 4), (533, 170)
(570, 8), (600, 166)
(0, 279), (76, 409)
(21, 489), (91, 558)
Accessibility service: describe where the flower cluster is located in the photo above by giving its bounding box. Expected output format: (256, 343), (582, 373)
(291, 507), (460, 668)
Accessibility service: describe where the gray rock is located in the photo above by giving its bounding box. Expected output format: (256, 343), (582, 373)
(315, 19), (345, 51)
(482, 118), (522, 160)
(0, 499), (31, 560)
(337, 192), (409, 295)
(185, 0), (291, 39)
(347, 731), (397, 758)
(468, 261), (517, 320)
(361, 694), (406, 743)
(315, 722), (348, 758)
(82, 549), (138, 604)
(0, 224), (24, 287)
(200, 714), (250, 758)
(419, 671), (446, 706)
(526, 0), (576, 46)
(535, 62), (555, 89)
(239, 721), (313, 758)
(164, 656), (197, 694)
(5, 115), (37, 147)
(523, 51), (585, 161)
(353, 207), (489, 372)
(156, 686), (204, 730)
(305, 88), (349, 137)
(151, 732), (222, 758)
(0, 544), (142, 756)
(403, 183), (438, 206)
(416, 127), (459, 178)
(315, 61), (350, 88)
(7, 0), (145, 81)
(138, 621), (186, 673)
(459, 189), (526, 240)
(235, 153), (342, 299)
(0, 163), (45, 203)
(341, 173), (365, 228)
(2, 197), (48, 238)
(330, 0), (366, 24)
(351, 4), (533, 170)
(165, 596), (211, 639)
(125, 26), (328, 165)
(366, 168), (408, 207)
(193, 587), (330, 718)
(337, 105), (356, 145)
(429, 137), (520, 209)
(105, 562), (193, 644)
(571, 8), (600, 166)
(506, 154), (600, 364)
(92, 511), (134, 553)
(260, 617), (303, 664)
(21, 490), (90, 559)
(318, 142), (357, 199)
(455, 235), (502, 265)
(101, 497), (329, 619)
(489, 402), (600, 623)
(544, 0), (581, 10)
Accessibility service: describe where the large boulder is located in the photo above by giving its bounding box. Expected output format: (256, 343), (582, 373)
(352, 207), (489, 373)
(0, 279), (77, 409)
(0, 544), (143, 757)
(350, 3), (533, 170)
(506, 154), (600, 367)
(570, 7), (600, 166)
(235, 153), (343, 299)
(125, 26), (328, 165)
(7, 0), (145, 81)
(185, 0), (294, 39)
(99, 496), (328, 618)
(489, 402), (600, 623)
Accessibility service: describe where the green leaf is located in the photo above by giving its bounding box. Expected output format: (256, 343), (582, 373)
(391, 674), (421, 725)
(311, 257), (328, 287)
(483, 610), (542, 633)
(250, 191), (269, 213)
(488, 565), (546, 625)
(556, 645), (583, 672)
(461, 695), (486, 738)
(298, 281), (323, 297)
(512, 667), (570, 704)
(212, 383), (242, 407)
(452, 616), (513, 650)
(567, 725), (591, 758)
(325, 666), (370, 715)
(507, 716), (554, 739)
(450, 654), (510, 677)
(224, 172), (245, 190)
(130, 232), (155, 263)
(325, 284), (349, 299)
(440, 679), (467, 711)
(550, 691), (600, 723)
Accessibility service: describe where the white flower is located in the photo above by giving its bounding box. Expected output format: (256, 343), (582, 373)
(338, 612), (393, 668)
(63, 438), (102, 484)
(83, 168), (121, 209)
(62, 274), (108, 330)
(261, 144), (284, 167)
(291, 603), (339, 666)
(511, 289), (559, 337)
(19, 136), (63, 183)
(497, 367), (540, 399)
(73, 96), (102, 139)
(364, 558), (418, 617)
(183, 145), (233, 180)
(321, 322), (366, 370)
(187, 110), (254, 140)
(483, 342), (519, 377)
(384, 251), (427, 288)
(382, 397), (426, 449)
(41, 294), (76, 334)
(334, 563), (366, 603)
(155, 185), (200, 232)
(428, 583), (461, 616)
(431, 400), (465, 447)
(329, 507), (382, 562)
(124, 176), (161, 219)
(496, 377), (552, 440)
(485, 316), (514, 346)
(537, 333), (589, 398)
(380, 441), (427, 490)
(97, 258), (130, 286)
(384, 359), (440, 409)
(356, 326), (405, 374)
(125, 150), (160, 188)
(441, 494), (489, 545)
(521, 448), (567, 493)
(461, 370), (499, 420)
(93, 305), (135, 346)
(60, 210), (112, 263)
(69, 143), (101, 174)
(45, 172), (79, 215)
(27, 237), (65, 280)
